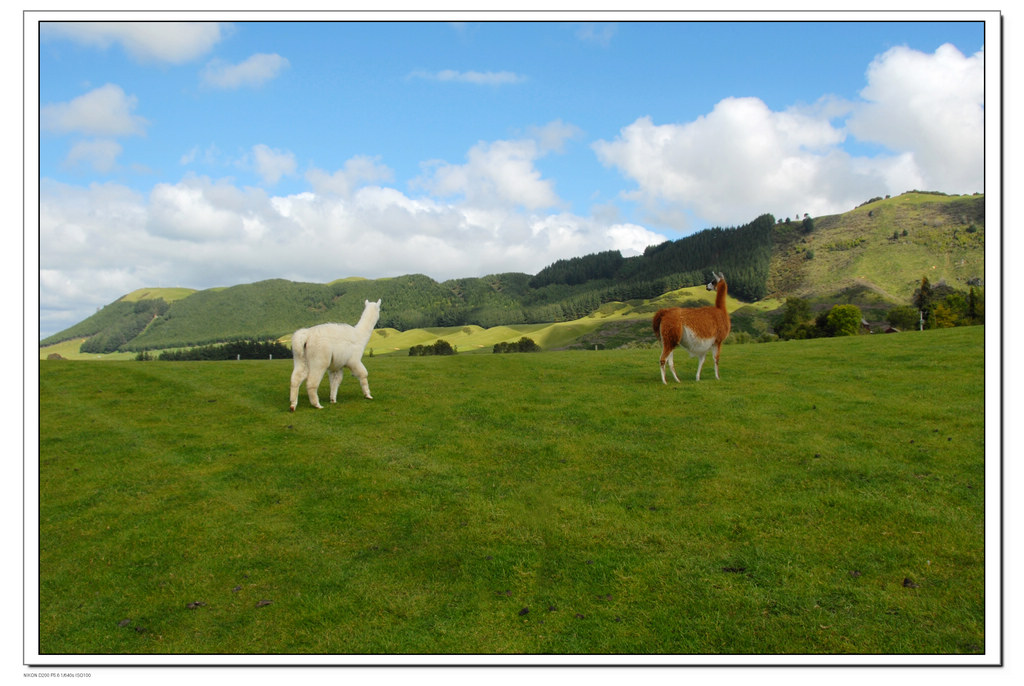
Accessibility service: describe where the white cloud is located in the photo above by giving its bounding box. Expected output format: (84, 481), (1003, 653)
(42, 22), (225, 64)
(146, 176), (274, 242)
(606, 223), (666, 256)
(201, 53), (290, 90)
(410, 69), (526, 85)
(306, 156), (394, 197)
(62, 139), (123, 172)
(251, 144), (297, 185)
(847, 43), (984, 194)
(41, 83), (147, 137)
(592, 43), (985, 231)
(39, 158), (669, 338)
(593, 99), (866, 228)
(39, 180), (152, 326)
(416, 126), (575, 211)
(527, 120), (583, 154)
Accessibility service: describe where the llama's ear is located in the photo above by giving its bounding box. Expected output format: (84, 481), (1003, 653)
(376, 299), (382, 306)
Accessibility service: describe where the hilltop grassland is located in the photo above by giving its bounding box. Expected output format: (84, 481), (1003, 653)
(118, 287), (199, 303)
(770, 193), (984, 303)
(37, 327), (986, 656)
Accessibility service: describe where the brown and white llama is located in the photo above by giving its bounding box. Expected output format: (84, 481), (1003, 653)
(652, 272), (731, 383)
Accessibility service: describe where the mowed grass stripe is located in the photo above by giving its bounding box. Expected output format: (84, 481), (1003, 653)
(38, 326), (985, 655)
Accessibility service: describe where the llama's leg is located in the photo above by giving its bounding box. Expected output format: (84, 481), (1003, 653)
(667, 350), (681, 383)
(695, 352), (707, 381)
(328, 368), (344, 403)
(659, 348), (681, 384)
(350, 361), (372, 399)
(713, 343), (722, 380)
(289, 362), (306, 411)
(305, 364), (327, 409)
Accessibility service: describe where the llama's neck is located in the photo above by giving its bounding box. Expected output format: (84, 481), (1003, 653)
(715, 282), (728, 310)
(354, 310), (380, 337)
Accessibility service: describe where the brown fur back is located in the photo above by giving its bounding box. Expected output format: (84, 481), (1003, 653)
(654, 306), (730, 345)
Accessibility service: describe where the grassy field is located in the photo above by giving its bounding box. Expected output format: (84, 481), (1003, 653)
(36, 327), (986, 656)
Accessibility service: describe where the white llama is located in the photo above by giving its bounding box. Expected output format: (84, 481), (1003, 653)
(289, 299), (381, 411)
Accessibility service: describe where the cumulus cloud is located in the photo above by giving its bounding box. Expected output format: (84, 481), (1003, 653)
(306, 156), (394, 197)
(201, 53), (290, 89)
(606, 223), (666, 256)
(146, 176), (273, 243)
(42, 22), (225, 64)
(593, 43), (984, 231)
(593, 98), (865, 228)
(416, 124), (580, 211)
(528, 120), (583, 154)
(251, 144), (297, 185)
(410, 69), (527, 85)
(847, 43), (984, 193)
(39, 155), (670, 337)
(62, 139), (123, 172)
(41, 83), (147, 137)
(39, 180), (152, 329)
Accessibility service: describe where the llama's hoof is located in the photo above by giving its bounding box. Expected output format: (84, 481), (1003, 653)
(289, 406), (295, 412)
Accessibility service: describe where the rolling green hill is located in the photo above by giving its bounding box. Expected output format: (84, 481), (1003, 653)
(41, 191), (984, 358)
(769, 191), (985, 304)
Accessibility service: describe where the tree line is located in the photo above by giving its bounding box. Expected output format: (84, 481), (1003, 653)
(529, 214), (775, 303)
(141, 338), (292, 361)
(493, 337), (541, 353)
(408, 340), (457, 356)
(773, 276), (983, 340)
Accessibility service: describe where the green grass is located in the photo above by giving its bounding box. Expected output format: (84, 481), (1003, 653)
(119, 287), (198, 303)
(37, 327), (986, 655)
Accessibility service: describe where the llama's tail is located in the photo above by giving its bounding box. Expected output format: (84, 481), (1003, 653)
(291, 328), (310, 365)
(653, 308), (683, 350)
(652, 309), (666, 339)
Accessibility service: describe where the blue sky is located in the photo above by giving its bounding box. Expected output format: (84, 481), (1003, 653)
(35, 15), (990, 338)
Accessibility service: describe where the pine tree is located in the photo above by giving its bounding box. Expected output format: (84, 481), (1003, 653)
(913, 276), (934, 323)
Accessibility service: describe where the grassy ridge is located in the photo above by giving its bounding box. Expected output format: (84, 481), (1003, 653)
(770, 193), (985, 301)
(37, 327), (985, 655)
